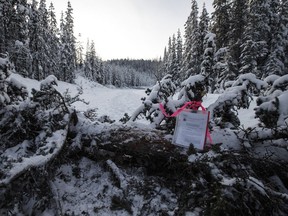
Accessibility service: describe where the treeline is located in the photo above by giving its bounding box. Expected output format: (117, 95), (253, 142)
(0, 0), (158, 87)
(162, 0), (288, 92)
(3, 0), (287, 90)
(107, 59), (160, 77)
(104, 59), (159, 87)
(0, 0), (77, 83)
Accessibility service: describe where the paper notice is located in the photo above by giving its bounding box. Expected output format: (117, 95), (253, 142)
(173, 110), (209, 150)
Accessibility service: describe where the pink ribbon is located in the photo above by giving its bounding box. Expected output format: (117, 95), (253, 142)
(159, 101), (213, 146)
(159, 101), (205, 117)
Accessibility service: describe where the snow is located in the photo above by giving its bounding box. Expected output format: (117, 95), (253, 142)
(14, 40), (23, 46)
(272, 74), (288, 88)
(6, 73), (286, 152)
(264, 74), (280, 85)
(3, 73), (265, 161)
(9, 72), (259, 131)
(181, 74), (205, 87)
(205, 32), (216, 43)
(232, 73), (268, 89)
(40, 75), (58, 90)
(9, 77), (27, 90)
(2, 73), (288, 214)
(0, 128), (68, 185)
(0, 57), (8, 65)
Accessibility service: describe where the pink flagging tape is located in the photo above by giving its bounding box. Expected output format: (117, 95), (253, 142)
(159, 101), (213, 145)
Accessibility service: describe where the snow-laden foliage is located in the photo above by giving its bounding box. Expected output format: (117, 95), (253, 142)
(0, 73), (70, 186)
(231, 73), (268, 94)
(266, 74), (288, 95)
(130, 74), (176, 127)
(131, 74), (208, 130)
(208, 73), (266, 128)
(264, 74), (281, 86)
(255, 75), (288, 128)
(0, 55), (28, 108)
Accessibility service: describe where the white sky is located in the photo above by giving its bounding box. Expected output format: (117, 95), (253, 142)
(51, 0), (213, 60)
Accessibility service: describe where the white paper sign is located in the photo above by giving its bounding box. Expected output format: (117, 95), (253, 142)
(172, 110), (209, 150)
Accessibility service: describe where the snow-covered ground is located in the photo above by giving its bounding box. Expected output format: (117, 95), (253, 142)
(4, 73), (287, 215)
(11, 73), (258, 128)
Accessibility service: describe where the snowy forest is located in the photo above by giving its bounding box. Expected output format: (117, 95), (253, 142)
(1, 0), (288, 215)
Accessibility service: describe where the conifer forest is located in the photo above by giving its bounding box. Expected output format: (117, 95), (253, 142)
(1, 0), (288, 215)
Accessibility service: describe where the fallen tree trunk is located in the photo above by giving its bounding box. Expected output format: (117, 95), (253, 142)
(1, 123), (288, 215)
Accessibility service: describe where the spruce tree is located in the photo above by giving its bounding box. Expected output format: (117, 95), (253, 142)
(159, 47), (168, 78)
(84, 39), (103, 83)
(175, 29), (183, 83)
(9, 0), (31, 77)
(249, 0), (271, 75)
(229, 0), (248, 70)
(0, 0), (16, 53)
(167, 34), (178, 81)
(29, 0), (43, 80)
(199, 4), (210, 63)
(201, 32), (216, 92)
(37, 0), (50, 78)
(47, 2), (60, 78)
(76, 33), (84, 69)
(182, 0), (201, 79)
(239, 0), (271, 77)
(240, 25), (259, 76)
(263, 0), (285, 77)
(280, 0), (288, 74)
(59, 1), (76, 83)
(211, 0), (231, 50)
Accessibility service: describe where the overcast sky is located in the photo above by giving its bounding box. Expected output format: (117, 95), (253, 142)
(51, 0), (213, 60)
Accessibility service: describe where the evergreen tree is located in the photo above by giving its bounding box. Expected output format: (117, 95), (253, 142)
(28, 0), (53, 80)
(211, 0), (231, 50)
(159, 47), (168, 78)
(239, 24), (259, 76)
(249, 0), (271, 74)
(84, 40), (97, 81)
(201, 32), (216, 92)
(59, 1), (76, 83)
(47, 2), (60, 78)
(83, 39), (104, 83)
(37, 0), (50, 78)
(213, 47), (231, 91)
(0, 0), (16, 53)
(279, 0), (288, 74)
(84, 39), (91, 79)
(240, 0), (275, 78)
(182, 0), (201, 79)
(263, 0), (284, 77)
(199, 4), (210, 62)
(166, 37), (172, 74)
(175, 29), (183, 83)
(29, 0), (43, 80)
(10, 0), (31, 77)
(167, 34), (178, 80)
(76, 33), (84, 69)
(229, 0), (248, 71)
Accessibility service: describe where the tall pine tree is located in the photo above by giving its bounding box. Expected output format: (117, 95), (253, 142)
(60, 1), (76, 83)
(229, 0), (248, 71)
(47, 2), (60, 78)
(199, 4), (210, 63)
(211, 0), (231, 50)
(182, 0), (201, 79)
